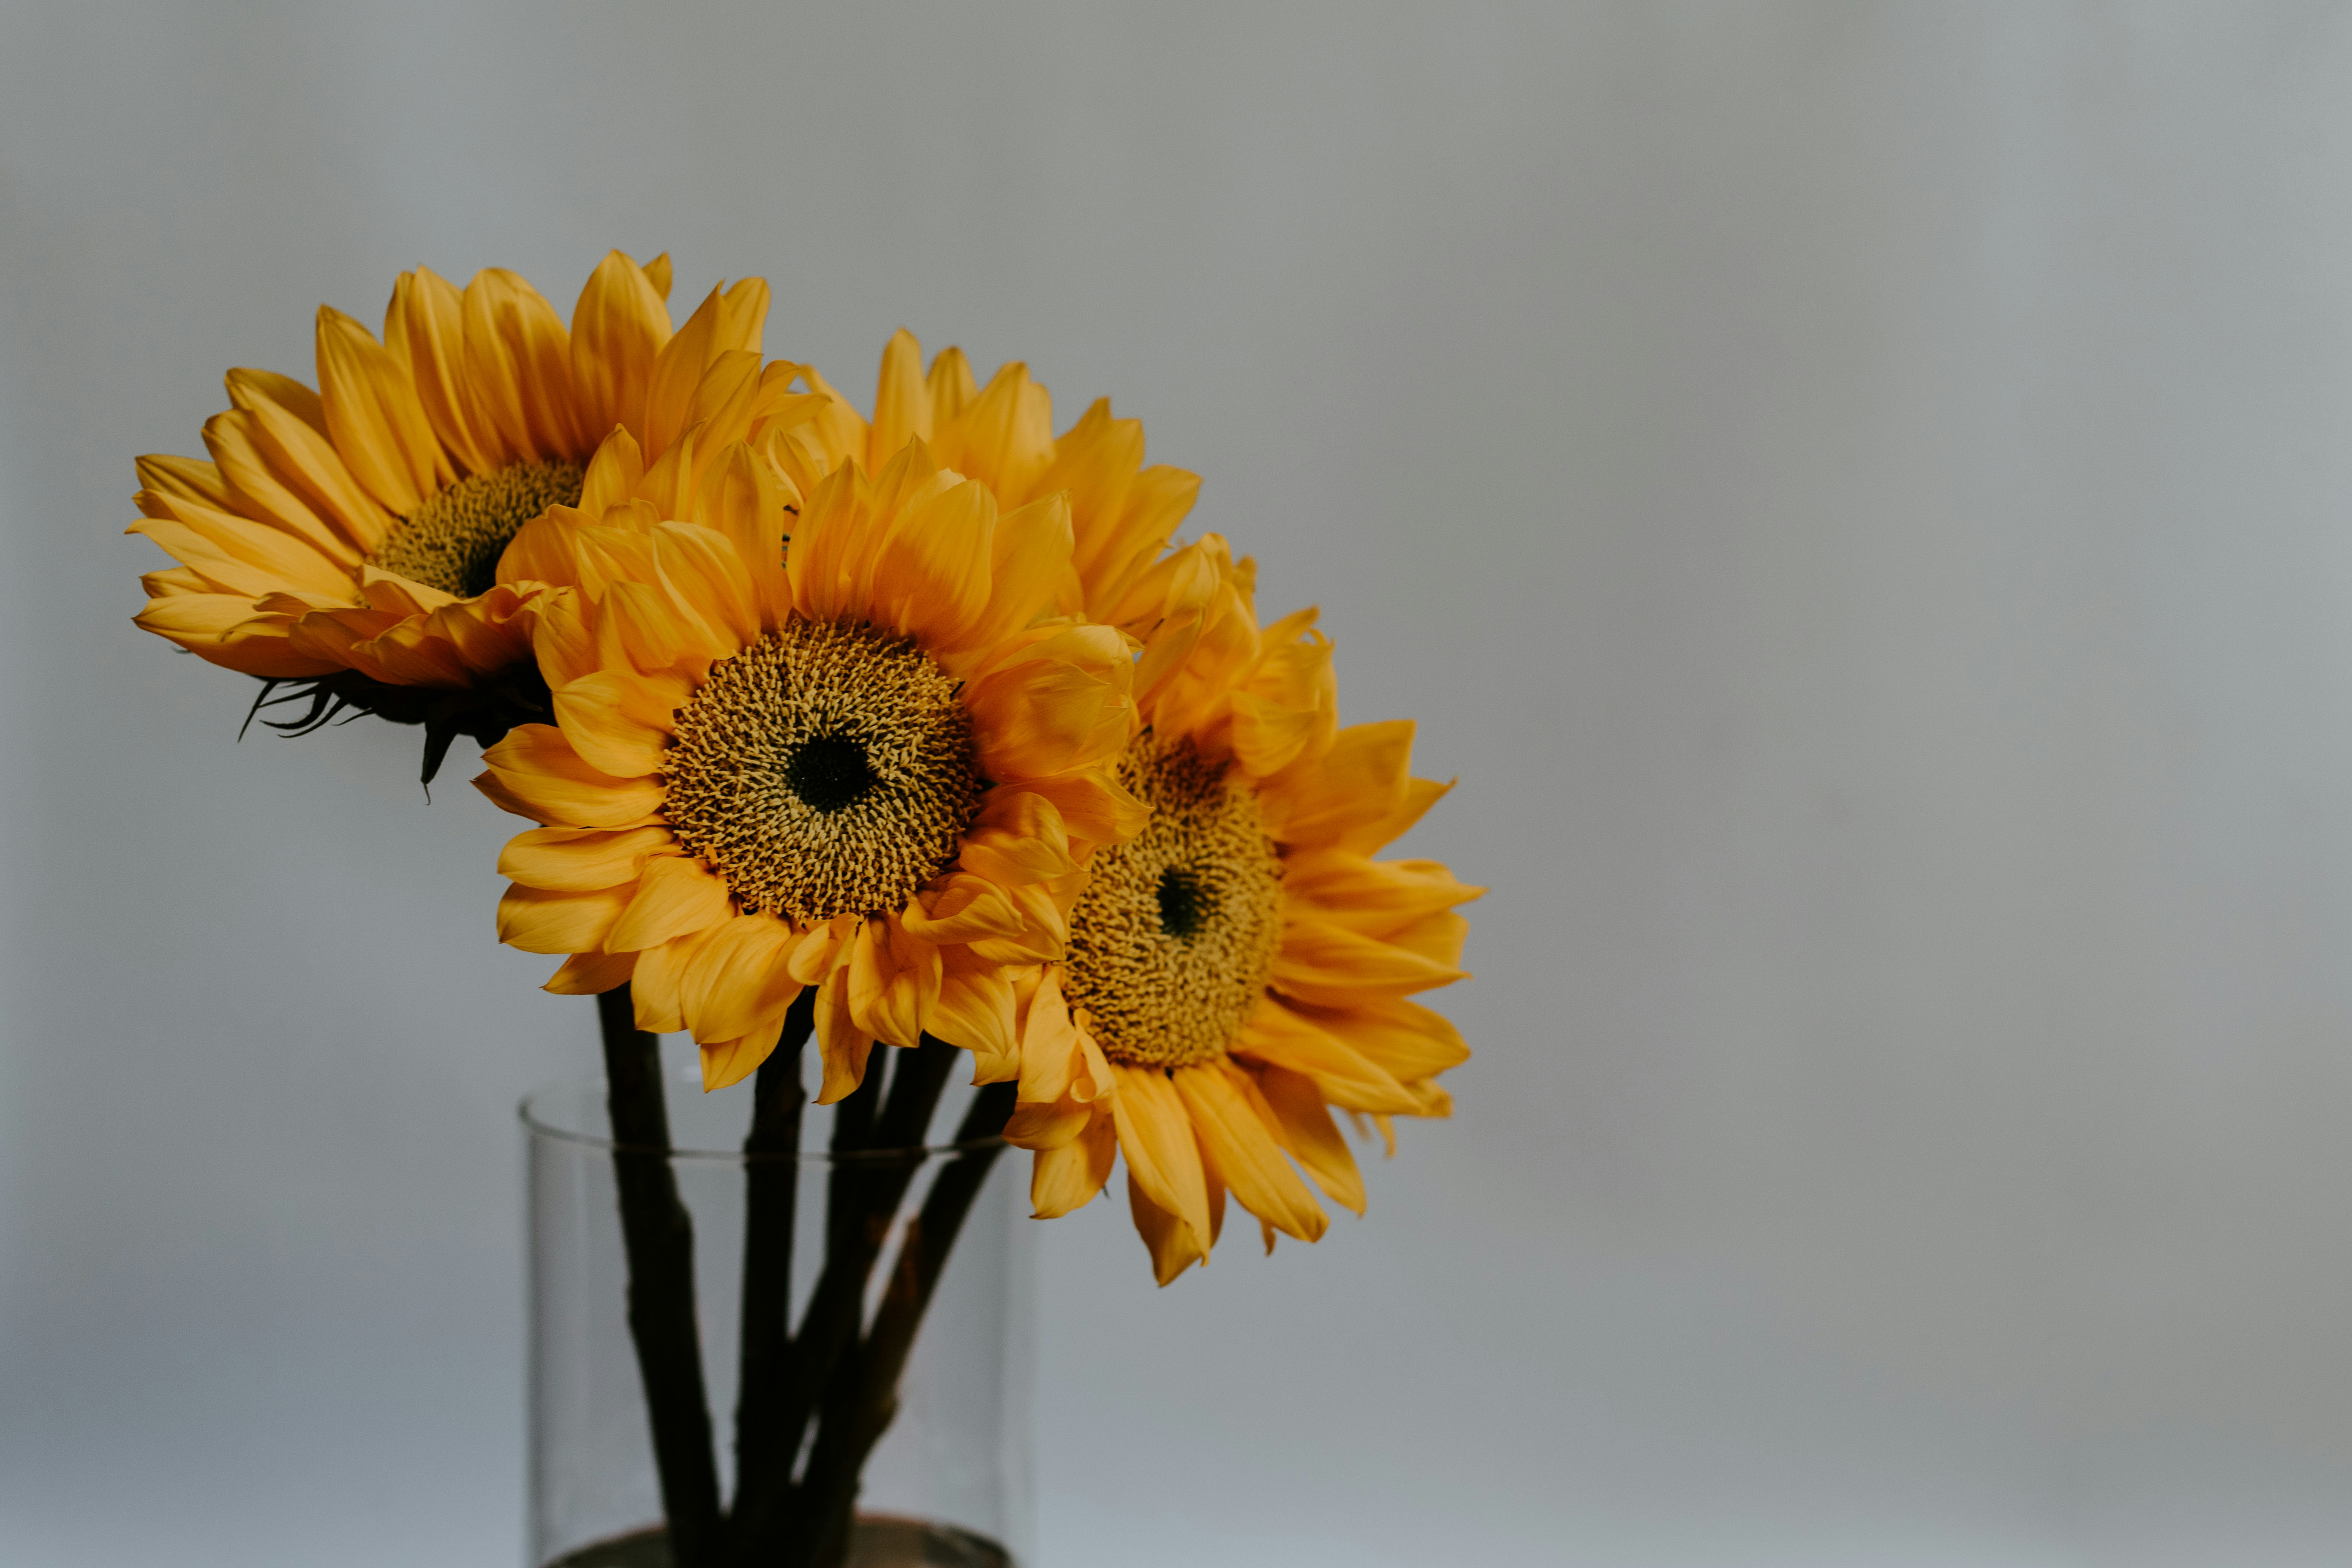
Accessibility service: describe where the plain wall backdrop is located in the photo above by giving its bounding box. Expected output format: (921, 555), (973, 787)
(6, 3), (2352, 1565)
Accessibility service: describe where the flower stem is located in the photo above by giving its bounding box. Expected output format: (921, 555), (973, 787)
(596, 986), (724, 1568)
(724, 991), (815, 1559)
(792, 1081), (1018, 1568)
(733, 1035), (962, 1560)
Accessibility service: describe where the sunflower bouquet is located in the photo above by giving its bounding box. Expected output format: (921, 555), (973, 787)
(130, 252), (1478, 1567)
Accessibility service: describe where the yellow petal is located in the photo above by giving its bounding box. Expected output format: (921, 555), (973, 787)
(870, 477), (995, 646)
(498, 825), (673, 892)
(701, 1009), (789, 1092)
(461, 267), (584, 462)
(244, 397), (397, 553)
(965, 624), (1135, 783)
(868, 329), (932, 466)
(476, 723), (664, 827)
(1280, 851), (1485, 940)
(1017, 770), (1151, 849)
(1108, 1063), (1213, 1263)
(1255, 1063), (1367, 1214)
(846, 917), (940, 1051)
(316, 305), (445, 513)
(553, 668), (685, 779)
(1173, 1062), (1327, 1242)
(1233, 997), (1421, 1114)
(926, 345), (977, 432)
(202, 410), (362, 564)
(631, 926), (717, 1033)
(1015, 967), (1084, 1106)
(1270, 917), (1466, 1005)
(607, 853), (734, 953)
(1290, 995), (1470, 1086)
(678, 913), (803, 1043)
(813, 968), (875, 1105)
(498, 883), (630, 955)
(1030, 1111), (1116, 1218)
(1263, 720), (1416, 847)
(642, 285), (731, 460)
(651, 521), (759, 653)
(387, 267), (503, 474)
(133, 490), (359, 598)
(695, 440), (792, 630)
(719, 277), (769, 354)
(936, 360), (1054, 501)
(958, 788), (1076, 890)
(1126, 1172), (1206, 1286)
(1004, 1097), (1092, 1150)
(956, 492), (1076, 655)
(930, 956), (1019, 1073)
(544, 948), (637, 996)
(569, 250), (673, 450)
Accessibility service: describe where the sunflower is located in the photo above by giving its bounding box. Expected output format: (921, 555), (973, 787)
(474, 424), (1146, 1101)
(1000, 538), (1481, 1284)
(755, 329), (1201, 633)
(128, 251), (770, 764)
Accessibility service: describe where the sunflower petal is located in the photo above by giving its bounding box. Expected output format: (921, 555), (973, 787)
(1173, 1062), (1327, 1242)
(607, 854), (734, 953)
(387, 267), (502, 474)
(1126, 1172), (1206, 1286)
(544, 948), (637, 996)
(1254, 1063), (1367, 1215)
(1290, 995), (1470, 1085)
(679, 913), (803, 1044)
(1030, 1111), (1116, 1217)
(702, 1009), (789, 1092)
(1270, 917), (1466, 1005)
(868, 328), (931, 465)
(570, 250), (673, 450)
(1233, 996), (1421, 1113)
(477, 724), (664, 826)
(813, 968), (875, 1105)
(1108, 1063), (1213, 1265)
(316, 305), (445, 512)
(462, 267), (584, 461)
(498, 884), (630, 955)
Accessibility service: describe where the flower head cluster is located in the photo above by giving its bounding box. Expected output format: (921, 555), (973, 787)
(131, 280), (1478, 1281)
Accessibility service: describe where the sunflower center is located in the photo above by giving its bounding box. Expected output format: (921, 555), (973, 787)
(370, 460), (585, 598)
(1156, 867), (1210, 940)
(786, 735), (880, 813)
(1062, 735), (1284, 1070)
(664, 618), (981, 924)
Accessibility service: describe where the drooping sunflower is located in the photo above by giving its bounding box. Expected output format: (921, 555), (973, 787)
(1001, 536), (1482, 1284)
(475, 424), (1146, 1100)
(128, 250), (770, 768)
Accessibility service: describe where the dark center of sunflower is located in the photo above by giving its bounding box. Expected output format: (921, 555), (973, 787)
(370, 460), (585, 598)
(664, 618), (982, 924)
(1155, 867), (1210, 940)
(787, 735), (879, 813)
(1062, 734), (1284, 1070)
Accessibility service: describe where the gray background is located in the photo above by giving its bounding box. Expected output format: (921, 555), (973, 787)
(4, 3), (2351, 1564)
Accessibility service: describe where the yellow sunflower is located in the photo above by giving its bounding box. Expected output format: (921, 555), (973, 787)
(474, 424), (1146, 1101)
(755, 329), (1201, 632)
(1001, 537), (1481, 1284)
(128, 250), (768, 712)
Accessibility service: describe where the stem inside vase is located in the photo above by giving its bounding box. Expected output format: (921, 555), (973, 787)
(578, 991), (1019, 1568)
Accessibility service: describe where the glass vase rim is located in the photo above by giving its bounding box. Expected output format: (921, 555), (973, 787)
(519, 1077), (1007, 1165)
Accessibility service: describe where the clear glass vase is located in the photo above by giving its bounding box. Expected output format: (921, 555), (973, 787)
(523, 1057), (1032, 1568)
